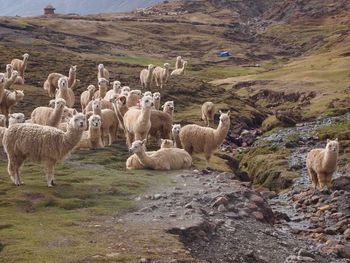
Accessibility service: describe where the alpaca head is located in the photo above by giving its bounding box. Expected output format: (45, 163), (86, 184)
(89, 115), (102, 129)
(9, 113), (25, 125)
(92, 99), (102, 110)
(183, 61), (188, 67)
(162, 101), (174, 112)
(121, 86), (130, 94)
(0, 114), (7, 126)
(11, 70), (19, 79)
(58, 76), (68, 90)
(87, 85), (96, 92)
(54, 98), (66, 109)
(112, 81), (121, 90)
(98, 64), (104, 70)
(70, 65), (77, 73)
(326, 139), (339, 153)
(143, 91), (152, 97)
(172, 124), (181, 135)
(23, 53), (29, 59)
(164, 63), (171, 69)
(218, 110), (231, 126)
(6, 64), (13, 71)
(161, 139), (174, 149)
(109, 94), (118, 103)
(176, 56), (182, 61)
(148, 64), (155, 72)
(129, 139), (146, 153)
(63, 107), (78, 122)
(69, 113), (87, 130)
(0, 73), (5, 84)
(14, 90), (24, 101)
(140, 95), (153, 109)
(152, 92), (161, 102)
(98, 78), (109, 88)
(130, 89), (142, 99)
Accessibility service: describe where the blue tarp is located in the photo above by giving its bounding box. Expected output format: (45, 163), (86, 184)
(219, 51), (231, 57)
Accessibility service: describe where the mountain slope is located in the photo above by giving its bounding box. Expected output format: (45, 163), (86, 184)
(0, 0), (165, 16)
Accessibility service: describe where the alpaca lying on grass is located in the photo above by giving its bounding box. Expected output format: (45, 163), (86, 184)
(201, 101), (216, 127)
(3, 113), (87, 187)
(127, 139), (192, 170)
(179, 111), (230, 166)
(306, 139), (339, 190)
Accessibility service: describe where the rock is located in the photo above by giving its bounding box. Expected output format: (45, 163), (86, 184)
(337, 245), (350, 259)
(106, 252), (120, 257)
(153, 194), (162, 200)
(344, 229), (350, 240)
(252, 211), (264, 221)
(332, 176), (350, 191)
(212, 196), (229, 207)
(297, 256), (315, 262)
(218, 204), (227, 212)
(297, 249), (315, 259)
(184, 202), (193, 209)
(250, 194), (265, 205)
(139, 258), (151, 263)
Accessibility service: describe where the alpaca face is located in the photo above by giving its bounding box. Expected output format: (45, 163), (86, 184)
(6, 64), (13, 71)
(58, 77), (68, 89)
(121, 86), (130, 93)
(70, 113), (87, 130)
(161, 139), (173, 148)
(12, 70), (18, 78)
(140, 95), (153, 108)
(176, 56), (182, 61)
(23, 53), (29, 59)
(130, 89), (142, 98)
(89, 115), (101, 128)
(143, 91), (152, 97)
(98, 78), (108, 87)
(14, 90), (24, 101)
(219, 111), (230, 125)
(9, 113), (25, 124)
(92, 99), (101, 110)
(113, 81), (121, 89)
(326, 139), (339, 153)
(70, 65), (77, 72)
(55, 98), (66, 109)
(172, 124), (181, 135)
(164, 63), (170, 69)
(98, 64), (104, 70)
(148, 64), (155, 71)
(153, 92), (161, 102)
(163, 101), (174, 112)
(87, 85), (96, 92)
(129, 140), (146, 153)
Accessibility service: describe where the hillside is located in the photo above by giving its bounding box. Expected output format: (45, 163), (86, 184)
(0, 0), (165, 16)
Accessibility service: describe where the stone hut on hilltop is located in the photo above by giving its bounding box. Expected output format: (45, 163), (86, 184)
(44, 4), (56, 15)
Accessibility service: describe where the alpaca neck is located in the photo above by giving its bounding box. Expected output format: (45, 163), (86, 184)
(138, 107), (151, 125)
(7, 92), (16, 105)
(6, 68), (12, 79)
(98, 67), (104, 78)
(147, 70), (153, 83)
(88, 90), (94, 100)
(89, 127), (102, 146)
(164, 109), (173, 120)
(93, 107), (102, 117)
(135, 149), (154, 167)
(99, 87), (107, 98)
(213, 121), (230, 146)
(174, 134), (182, 148)
(49, 106), (64, 127)
(60, 88), (69, 97)
(63, 125), (84, 152)
(323, 150), (338, 168)
(68, 70), (76, 88)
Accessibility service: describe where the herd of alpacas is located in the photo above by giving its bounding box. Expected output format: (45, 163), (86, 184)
(0, 53), (339, 191)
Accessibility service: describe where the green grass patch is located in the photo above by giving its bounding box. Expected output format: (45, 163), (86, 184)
(316, 120), (350, 140)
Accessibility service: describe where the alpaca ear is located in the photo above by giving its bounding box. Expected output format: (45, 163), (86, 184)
(227, 110), (231, 114)
(161, 139), (164, 142)
(73, 109), (78, 115)
(161, 104), (165, 109)
(141, 139), (146, 145)
(335, 138), (338, 141)
(219, 110), (222, 114)
(327, 139), (330, 143)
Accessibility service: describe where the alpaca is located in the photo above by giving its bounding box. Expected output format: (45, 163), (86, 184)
(76, 115), (104, 150)
(112, 95), (128, 130)
(11, 53), (29, 78)
(123, 95), (153, 147)
(0, 114), (6, 127)
(126, 139), (174, 170)
(121, 86), (130, 96)
(0, 73), (6, 103)
(80, 85), (96, 111)
(201, 101), (216, 127)
(3, 113), (87, 187)
(55, 76), (75, 108)
(4, 64), (22, 85)
(5, 64), (12, 79)
(162, 101), (174, 120)
(140, 64), (155, 89)
(127, 89), (142, 108)
(306, 139), (339, 190)
(153, 63), (171, 89)
(128, 140), (192, 170)
(0, 113), (25, 147)
(149, 110), (172, 145)
(175, 56), (183, 70)
(31, 98), (66, 127)
(43, 65), (77, 97)
(94, 78), (109, 99)
(4, 70), (18, 90)
(179, 111), (231, 165)
(152, 92), (161, 110)
(104, 80), (121, 101)
(97, 64), (110, 81)
(84, 98), (114, 113)
(143, 91), (152, 97)
(172, 124), (182, 148)
(171, 61), (187, 76)
(0, 89), (24, 117)
(91, 99), (118, 146)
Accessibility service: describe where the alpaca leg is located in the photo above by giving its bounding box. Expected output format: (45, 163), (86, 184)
(15, 155), (25, 185)
(204, 152), (212, 168)
(325, 173), (333, 190)
(183, 144), (193, 155)
(8, 156), (21, 186)
(125, 131), (133, 147)
(317, 173), (328, 191)
(307, 167), (319, 189)
(44, 162), (55, 187)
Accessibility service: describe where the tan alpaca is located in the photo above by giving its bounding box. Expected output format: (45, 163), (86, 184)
(0, 74), (6, 103)
(152, 92), (161, 110)
(31, 98), (66, 128)
(140, 64), (155, 89)
(43, 65), (77, 97)
(105, 81), (121, 101)
(0, 90), (24, 117)
(171, 61), (187, 76)
(201, 101), (216, 127)
(97, 64), (110, 81)
(175, 56), (183, 70)
(76, 115), (104, 150)
(11, 53), (29, 78)
(55, 76), (75, 108)
(4, 70), (18, 90)
(172, 124), (182, 148)
(153, 63), (171, 89)
(306, 139), (339, 190)
(94, 78), (109, 99)
(80, 85), (96, 111)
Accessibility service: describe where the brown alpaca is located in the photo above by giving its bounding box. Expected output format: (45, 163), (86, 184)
(306, 139), (339, 190)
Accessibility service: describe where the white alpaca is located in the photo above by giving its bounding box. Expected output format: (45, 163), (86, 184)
(201, 101), (216, 127)
(162, 101), (174, 120)
(123, 95), (153, 147)
(127, 89), (142, 108)
(94, 78), (109, 99)
(0, 113), (26, 147)
(172, 124), (182, 148)
(153, 63), (171, 89)
(175, 56), (183, 70)
(0, 114), (6, 127)
(80, 85), (96, 111)
(152, 92), (161, 110)
(127, 140), (192, 170)
(55, 76), (75, 108)
(76, 115), (104, 150)
(179, 111), (231, 165)
(4, 70), (18, 90)
(140, 64), (155, 89)
(104, 81), (121, 101)
(11, 53), (29, 78)
(31, 98), (66, 127)
(3, 113), (87, 187)
(97, 64), (110, 81)
(171, 61), (187, 76)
